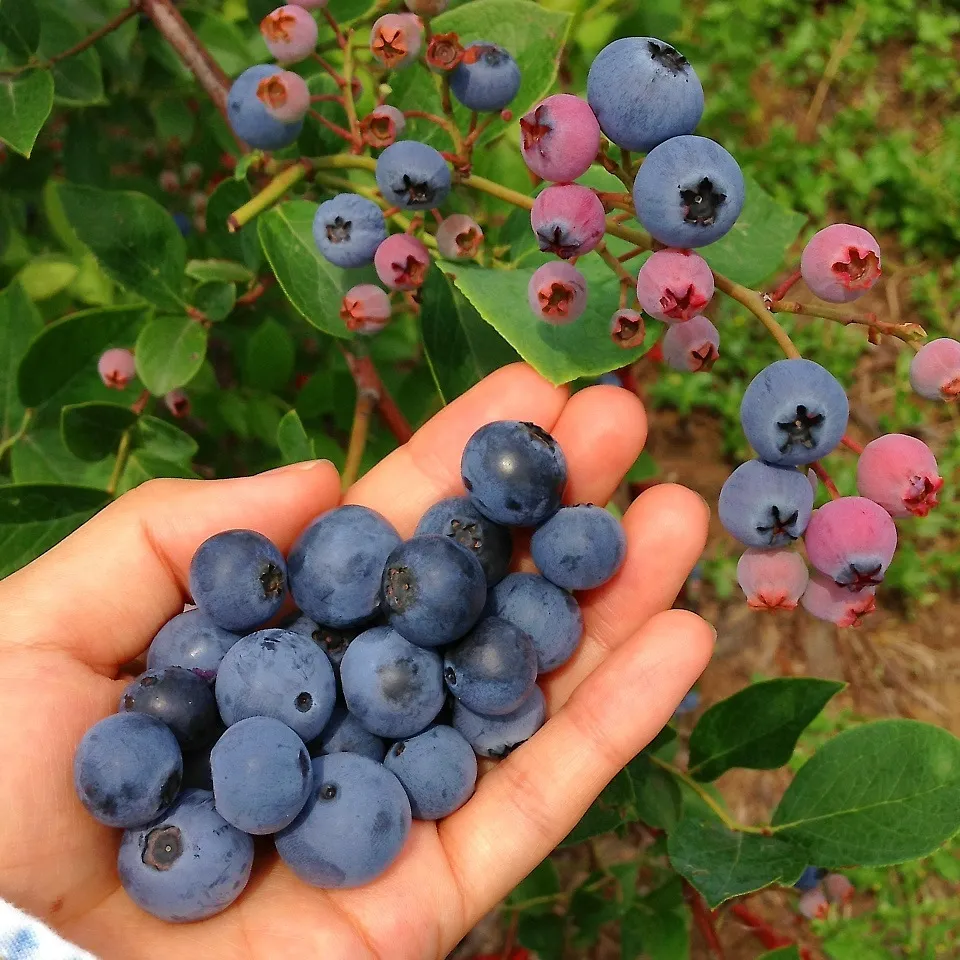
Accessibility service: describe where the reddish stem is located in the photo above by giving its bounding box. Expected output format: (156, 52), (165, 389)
(310, 94), (345, 105)
(768, 268), (802, 303)
(841, 434), (865, 455)
(312, 52), (347, 87)
(237, 276), (274, 306)
(322, 9), (346, 48)
(812, 461), (841, 500)
(339, 348), (414, 444)
(309, 108), (355, 144)
(730, 904), (814, 960)
(682, 882), (725, 959)
(131, 390), (151, 416)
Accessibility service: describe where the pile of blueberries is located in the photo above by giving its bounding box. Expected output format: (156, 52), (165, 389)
(73, 420), (627, 923)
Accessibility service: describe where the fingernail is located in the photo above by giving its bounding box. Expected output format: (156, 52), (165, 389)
(262, 459), (334, 476)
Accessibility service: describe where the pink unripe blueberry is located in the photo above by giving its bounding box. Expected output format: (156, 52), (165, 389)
(361, 104), (406, 148)
(519, 94), (601, 183)
(256, 69), (311, 123)
(288, 0), (328, 8)
(181, 161), (203, 187)
(530, 184), (605, 259)
(165, 389), (190, 418)
(824, 873), (854, 905)
(909, 338), (960, 401)
(190, 191), (208, 214)
(340, 284), (392, 335)
(662, 315), (719, 372)
(804, 496), (897, 591)
(374, 233), (430, 290)
(610, 309), (645, 349)
(158, 169), (180, 194)
(636, 248), (714, 323)
(370, 13), (423, 70)
(856, 433), (943, 518)
(404, 0), (448, 13)
(528, 262), (587, 325)
(798, 887), (830, 920)
(435, 214), (483, 259)
(98, 348), (136, 390)
(737, 548), (809, 611)
(801, 572), (876, 628)
(261, 6), (319, 64)
(800, 223), (881, 303)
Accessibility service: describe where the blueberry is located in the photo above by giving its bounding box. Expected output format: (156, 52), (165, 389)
(452, 685), (546, 759)
(635, 249), (715, 324)
(147, 609), (240, 683)
(119, 667), (221, 751)
(118, 789), (254, 923)
(610, 309), (645, 349)
(519, 94), (601, 184)
(527, 261), (589, 325)
(312, 193), (388, 269)
(415, 496), (512, 585)
(800, 224), (881, 304)
(260, 5), (319, 64)
(435, 214), (484, 260)
(801, 571), (877, 628)
(370, 13), (423, 69)
(662, 315), (721, 372)
(530, 184), (606, 260)
(98, 347), (136, 390)
(381, 535), (487, 647)
(340, 626), (445, 738)
(794, 866), (827, 893)
(384, 725), (477, 820)
(375, 140), (452, 211)
(257, 69), (311, 123)
(449, 42), (521, 113)
(288, 505), (402, 628)
(486, 572), (583, 673)
(856, 434), (942, 518)
(275, 753), (411, 888)
(210, 716), (312, 834)
(373, 233), (431, 290)
(74, 713), (182, 828)
(444, 617), (537, 716)
(215, 628), (337, 741)
(227, 65), (304, 151)
(285, 614), (358, 681)
(341, 283), (392, 335)
(531, 504), (627, 591)
(461, 420), (567, 527)
(307, 706), (387, 763)
(740, 359), (849, 467)
(633, 135), (745, 248)
(718, 460), (815, 549)
(189, 529), (287, 633)
(587, 37), (704, 153)
(909, 338), (960, 402)
(736, 548), (809, 612)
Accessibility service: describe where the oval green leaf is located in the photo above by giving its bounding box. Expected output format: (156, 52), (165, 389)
(277, 410), (314, 465)
(135, 316), (208, 396)
(61, 402), (136, 462)
(0, 68), (53, 158)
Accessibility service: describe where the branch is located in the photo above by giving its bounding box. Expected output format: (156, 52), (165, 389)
(228, 160), (312, 231)
(772, 299), (926, 344)
(339, 347), (414, 445)
(342, 383), (376, 489)
(715, 273), (802, 359)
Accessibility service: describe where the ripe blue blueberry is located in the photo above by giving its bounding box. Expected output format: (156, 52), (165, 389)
(718, 460), (815, 549)
(285, 615), (357, 682)
(795, 866), (827, 892)
(288, 505), (402, 628)
(443, 617), (537, 716)
(450, 42), (521, 112)
(189, 529), (286, 633)
(531, 504), (627, 591)
(740, 358), (849, 466)
(275, 753), (411, 888)
(210, 716), (312, 834)
(340, 626), (445, 738)
(381, 535), (487, 647)
(587, 37), (703, 153)
(384, 725), (477, 820)
(308, 706), (387, 763)
(633, 135), (745, 248)
(74, 713), (182, 828)
(452, 685), (546, 759)
(118, 789), (254, 923)
(375, 140), (452, 210)
(312, 193), (388, 268)
(461, 420), (567, 527)
(146, 609), (240, 683)
(485, 572), (583, 673)
(215, 628), (337, 742)
(120, 667), (221, 751)
(415, 495), (513, 585)
(227, 64), (304, 150)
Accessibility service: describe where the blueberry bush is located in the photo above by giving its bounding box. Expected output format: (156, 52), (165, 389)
(0, 0), (958, 955)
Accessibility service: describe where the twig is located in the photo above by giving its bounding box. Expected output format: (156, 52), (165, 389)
(342, 383), (376, 489)
(309, 108), (356, 147)
(683, 882), (725, 959)
(340, 35), (363, 151)
(730, 903), (813, 959)
(237, 276), (274, 306)
(767, 268), (802, 303)
(322, 9), (346, 49)
(312, 52), (347, 87)
(715, 274), (802, 359)
(774, 299), (926, 344)
(339, 347), (414, 445)
(107, 429), (133, 497)
(228, 160), (312, 231)
(811, 462), (841, 500)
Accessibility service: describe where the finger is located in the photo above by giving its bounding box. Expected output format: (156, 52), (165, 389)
(0, 462), (342, 669)
(439, 608), (714, 920)
(346, 363), (568, 535)
(544, 484), (710, 706)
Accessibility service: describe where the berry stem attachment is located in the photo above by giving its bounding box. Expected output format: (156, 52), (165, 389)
(766, 268), (802, 304)
(339, 347), (414, 447)
(773, 300), (926, 344)
(811, 462), (841, 500)
(227, 160), (312, 232)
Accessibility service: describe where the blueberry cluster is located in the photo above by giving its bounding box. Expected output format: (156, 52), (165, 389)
(72, 420), (626, 922)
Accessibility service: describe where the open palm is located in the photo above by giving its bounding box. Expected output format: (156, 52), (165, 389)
(0, 365), (713, 960)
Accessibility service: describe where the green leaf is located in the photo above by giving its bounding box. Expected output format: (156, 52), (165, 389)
(701, 175), (806, 286)
(149, 97), (195, 145)
(0, 281), (41, 444)
(420, 266), (519, 403)
(627, 755), (682, 830)
(243, 317), (295, 391)
(0, 69), (53, 157)
(56, 183), (186, 311)
(570, 887), (618, 948)
(18, 304), (147, 407)
(758, 948), (801, 960)
(36, 1), (104, 106)
(626, 450), (658, 484)
(61, 402), (136, 461)
(668, 818), (807, 908)
(186, 259), (254, 285)
(688, 678), (845, 782)
(192, 281), (235, 322)
(277, 410), (314, 465)
(771, 719), (960, 867)
(517, 913), (564, 960)
(506, 859), (560, 915)
(0, 0), (40, 62)
(644, 725), (678, 756)
(621, 902), (690, 960)
(448, 259), (652, 385)
(11, 427), (112, 487)
(16, 253), (78, 300)
(135, 316), (207, 396)
(133, 415), (197, 463)
(259, 200), (363, 338)
(562, 768), (636, 846)
(0, 483), (109, 577)
(205, 179), (261, 271)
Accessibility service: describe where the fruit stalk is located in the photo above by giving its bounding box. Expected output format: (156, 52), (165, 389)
(339, 347), (414, 445)
(228, 160), (312, 232)
(343, 383), (377, 489)
(774, 299), (926, 344)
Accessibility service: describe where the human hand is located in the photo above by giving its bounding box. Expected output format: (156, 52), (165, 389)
(0, 364), (712, 959)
